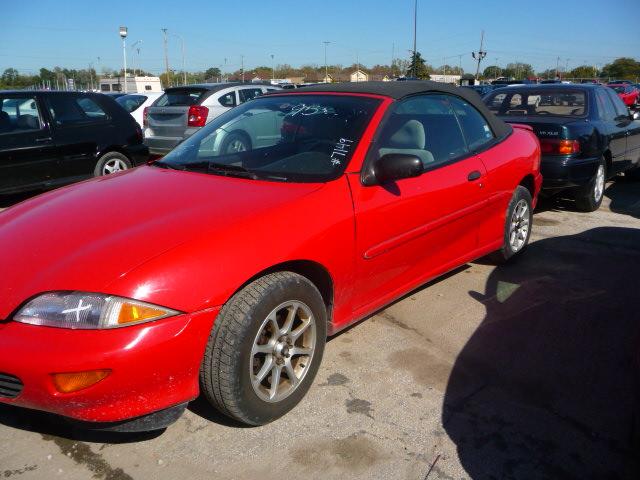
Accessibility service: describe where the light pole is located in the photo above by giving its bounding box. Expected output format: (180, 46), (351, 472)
(172, 34), (186, 85)
(131, 40), (142, 76)
(119, 26), (128, 93)
(270, 54), (275, 83)
(88, 62), (94, 91)
(323, 41), (330, 82)
(412, 0), (417, 77)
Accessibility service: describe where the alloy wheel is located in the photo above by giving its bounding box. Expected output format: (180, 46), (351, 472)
(593, 164), (605, 203)
(250, 301), (316, 403)
(227, 139), (247, 153)
(102, 158), (128, 175)
(509, 199), (530, 252)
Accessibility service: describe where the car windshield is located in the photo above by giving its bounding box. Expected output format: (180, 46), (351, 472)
(609, 86), (625, 94)
(156, 94), (381, 182)
(484, 89), (587, 117)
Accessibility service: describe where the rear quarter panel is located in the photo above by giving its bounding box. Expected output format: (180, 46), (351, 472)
(478, 128), (541, 249)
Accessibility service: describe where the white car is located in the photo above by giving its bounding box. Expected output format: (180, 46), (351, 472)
(115, 92), (163, 129)
(143, 83), (281, 156)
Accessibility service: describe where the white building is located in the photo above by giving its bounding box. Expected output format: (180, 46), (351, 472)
(99, 76), (163, 93)
(350, 70), (369, 82)
(429, 74), (462, 85)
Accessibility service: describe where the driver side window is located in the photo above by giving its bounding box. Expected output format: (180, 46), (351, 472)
(375, 94), (468, 169)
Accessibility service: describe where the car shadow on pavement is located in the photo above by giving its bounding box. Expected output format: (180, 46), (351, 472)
(443, 226), (640, 479)
(605, 179), (640, 219)
(0, 403), (164, 443)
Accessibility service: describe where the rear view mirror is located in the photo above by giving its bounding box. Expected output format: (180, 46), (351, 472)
(373, 154), (423, 184)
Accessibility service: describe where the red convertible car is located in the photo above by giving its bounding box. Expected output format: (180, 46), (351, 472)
(608, 83), (640, 108)
(0, 82), (541, 431)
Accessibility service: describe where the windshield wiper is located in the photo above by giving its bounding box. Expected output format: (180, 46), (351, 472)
(207, 162), (258, 178)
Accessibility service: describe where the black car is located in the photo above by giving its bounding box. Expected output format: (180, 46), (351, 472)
(0, 90), (148, 195)
(461, 84), (504, 98)
(484, 84), (640, 211)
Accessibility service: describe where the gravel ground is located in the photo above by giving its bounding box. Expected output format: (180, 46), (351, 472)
(1, 179), (639, 480)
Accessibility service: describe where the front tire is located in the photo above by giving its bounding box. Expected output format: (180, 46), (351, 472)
(200, 272), (327, 426)
(94, 151), (132, 177)
(491, 185), (533, 263)
(574, 159), (605, 212)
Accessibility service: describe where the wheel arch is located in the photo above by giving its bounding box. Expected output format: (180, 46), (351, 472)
(602, 149), (613, 177)
(96, 145), (133, 162)
(518, 173), (536, 198)
(233, 260), (334, 321)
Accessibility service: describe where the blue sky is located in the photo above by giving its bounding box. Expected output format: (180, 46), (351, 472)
(1, 0), (638, 75)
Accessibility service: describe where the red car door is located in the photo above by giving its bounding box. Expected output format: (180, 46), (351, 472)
(347, 93), (494, 315)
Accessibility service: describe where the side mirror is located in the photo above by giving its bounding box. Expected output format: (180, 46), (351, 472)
(373, 153), (423, 184)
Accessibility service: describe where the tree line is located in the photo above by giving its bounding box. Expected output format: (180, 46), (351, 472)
(1, 56), (638, 90)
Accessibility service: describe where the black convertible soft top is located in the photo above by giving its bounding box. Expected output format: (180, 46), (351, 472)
(280, 81), (512, 138)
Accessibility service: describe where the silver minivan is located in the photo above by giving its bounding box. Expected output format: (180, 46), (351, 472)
(144, 83), (280, 155)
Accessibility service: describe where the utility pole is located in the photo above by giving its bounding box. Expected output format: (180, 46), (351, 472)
(555, 56), (560, 79)
(241, 55), (245, 82)
(161, 28), (170, 87)
(565, 58), (570, 79)
(472, 30), (486, 80)
(458, 54), (463, 76)
(131, 40), (142, 76)
(443, 57), (446, 76)
(323, 41), (330, 83)
(412, 0), (418, 77)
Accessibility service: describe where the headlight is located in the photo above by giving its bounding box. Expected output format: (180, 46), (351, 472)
(13, 292), (180, 329)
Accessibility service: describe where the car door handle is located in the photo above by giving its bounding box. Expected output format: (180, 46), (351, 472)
(467, 170), (482, 181)
(35, 137), (53, 143)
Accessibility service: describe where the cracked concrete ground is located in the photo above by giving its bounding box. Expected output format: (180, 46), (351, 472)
(1, 179), (640, 480)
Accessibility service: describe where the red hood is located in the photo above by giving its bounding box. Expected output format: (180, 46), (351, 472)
(0, 166), (323, 319)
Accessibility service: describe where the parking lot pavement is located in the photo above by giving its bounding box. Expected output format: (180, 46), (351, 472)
(1, 181), (640, 480)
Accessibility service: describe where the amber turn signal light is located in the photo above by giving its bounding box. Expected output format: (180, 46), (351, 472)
(117, 303), (169, 325)
(51, 369), (111, 393)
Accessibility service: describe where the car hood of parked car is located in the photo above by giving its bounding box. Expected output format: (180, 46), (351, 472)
(0, 166), (326, 320)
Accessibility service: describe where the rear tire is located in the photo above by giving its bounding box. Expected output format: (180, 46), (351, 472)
(574, 159), (605, 212)
(491, 185), (533, 264)
(200, 271), (327, 426)
(220, 131), (251, 154)
(94, 151), (132, 177)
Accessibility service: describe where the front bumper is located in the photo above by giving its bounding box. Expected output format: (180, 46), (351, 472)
(0, 307), (219, 424)
(540, 155), (600, 190)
